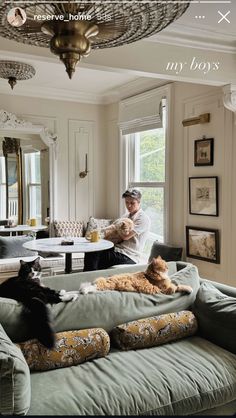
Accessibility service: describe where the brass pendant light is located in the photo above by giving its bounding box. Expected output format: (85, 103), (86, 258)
(0, 1), (191, 79)
(41, 20), (99, 79)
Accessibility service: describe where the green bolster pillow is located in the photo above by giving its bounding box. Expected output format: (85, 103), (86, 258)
(110, 310), (198, 351)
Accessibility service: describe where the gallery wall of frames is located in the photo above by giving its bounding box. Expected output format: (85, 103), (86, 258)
(181, 88), (234, 285)
(186, 137), (220, 265)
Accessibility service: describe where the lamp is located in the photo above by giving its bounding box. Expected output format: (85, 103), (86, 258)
(0, 1), (191, 79)
(0, 60), (36, 89)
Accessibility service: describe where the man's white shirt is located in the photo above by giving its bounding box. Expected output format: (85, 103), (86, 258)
(115, 209), (151, 263)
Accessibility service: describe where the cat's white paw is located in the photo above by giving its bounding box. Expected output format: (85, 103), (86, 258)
(59, 289), (66, 296)
(79, 282), (97, 294)
(59, 292), (79, 302)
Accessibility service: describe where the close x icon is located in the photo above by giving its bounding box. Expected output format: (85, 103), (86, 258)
(217, 10), (230, 24)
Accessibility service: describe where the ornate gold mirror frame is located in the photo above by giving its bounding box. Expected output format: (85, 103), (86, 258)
(0, 109), (57, 234)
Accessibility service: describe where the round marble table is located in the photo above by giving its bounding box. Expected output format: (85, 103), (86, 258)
(0, 224), (47, 236)
(23, 237), (114, 274)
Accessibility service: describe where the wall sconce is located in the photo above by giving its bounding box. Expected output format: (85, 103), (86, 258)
(182, 113), (210, 127)
(79, 153), (89, 178)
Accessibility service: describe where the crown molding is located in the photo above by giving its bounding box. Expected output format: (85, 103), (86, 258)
(0, 76), (166, 105)
(148, 23), (236, 54)
(0, 81), (108, 105)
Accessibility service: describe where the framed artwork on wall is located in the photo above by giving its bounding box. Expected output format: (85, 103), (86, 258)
(186, 226), (220, 264)
(189, 176), (218, 216)
(194, 138), (214, 166)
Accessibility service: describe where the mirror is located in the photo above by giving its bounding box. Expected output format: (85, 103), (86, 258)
(1, 137), (23, 224)
(0, 136), (49, 225)
(0, 109), (57, 233)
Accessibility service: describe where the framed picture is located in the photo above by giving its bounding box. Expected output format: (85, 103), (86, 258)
(189, 176), (218, 216)
(194, 138), (214, 166)
(186, 226), (220, 264)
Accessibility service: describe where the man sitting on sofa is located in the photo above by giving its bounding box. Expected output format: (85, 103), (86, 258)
(83, 188), (151, 271)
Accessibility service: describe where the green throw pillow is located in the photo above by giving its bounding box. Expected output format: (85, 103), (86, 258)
(0, 323), (31, 415)
(111, 311), (198, 350)
(0, 235), (36, 258)
(192, 282), (236, 354)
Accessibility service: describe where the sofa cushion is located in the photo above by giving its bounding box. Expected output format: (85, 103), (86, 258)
(111, 310), (198, 350)
(17, 328), (110, 371)
(149, 241), (183, 262)
(53, 220), (84, 238)
(192, 282), (236, 354)
(0, 323), (31, 416)
(85, 216), (113, 238)
(0, 235), (36, 258)
(0, 263), (200, 342)
(28, 336), (236, 416)
(49, 264), (200, 336)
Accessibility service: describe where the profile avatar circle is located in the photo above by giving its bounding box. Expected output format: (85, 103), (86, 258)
(7, 7), (26, 27)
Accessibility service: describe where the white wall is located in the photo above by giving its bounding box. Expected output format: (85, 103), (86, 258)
(170, 82), (236, 287)
(105, 83), (236, 287)
(0, 93), (107, 222)
(105, 102), (120, 219)
(170, 82), (219, 245)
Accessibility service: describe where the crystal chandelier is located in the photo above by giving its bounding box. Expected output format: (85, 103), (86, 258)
(0, 1), (191, 79)
(0, 60), (36, 89)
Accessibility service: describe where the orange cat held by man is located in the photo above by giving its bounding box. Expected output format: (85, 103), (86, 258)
(103, 217), (134, 245)
(80, 256), (192, 295)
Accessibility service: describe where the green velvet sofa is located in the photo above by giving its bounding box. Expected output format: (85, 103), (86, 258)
(0, 261), (236, 416)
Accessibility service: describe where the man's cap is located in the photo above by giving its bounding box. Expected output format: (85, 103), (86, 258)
(122, 188), (142, 200)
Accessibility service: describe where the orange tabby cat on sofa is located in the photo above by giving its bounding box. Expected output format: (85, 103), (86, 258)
(80, 256), (192, 295)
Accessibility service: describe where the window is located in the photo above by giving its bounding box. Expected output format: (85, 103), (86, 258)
(123, 99), (168, 256)
(24, 152), (42, 223)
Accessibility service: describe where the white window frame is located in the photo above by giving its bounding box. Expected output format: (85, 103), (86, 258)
(119, 84), (172, 243)
(24, 152), (42, 223)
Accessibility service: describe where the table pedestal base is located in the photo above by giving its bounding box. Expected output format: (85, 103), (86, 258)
(65, 253), (72, 274)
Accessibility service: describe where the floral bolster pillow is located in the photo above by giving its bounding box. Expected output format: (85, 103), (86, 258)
(110, 310), (198, 351)
(17, 328), (110, 371)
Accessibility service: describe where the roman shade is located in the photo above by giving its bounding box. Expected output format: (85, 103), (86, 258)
(119, 87), (165, 135)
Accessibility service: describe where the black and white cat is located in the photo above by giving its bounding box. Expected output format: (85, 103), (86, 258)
(0, 257), (78, 348)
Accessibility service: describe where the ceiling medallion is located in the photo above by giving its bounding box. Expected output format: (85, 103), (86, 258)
(0, 60), (36, 89)
(0, 1), (191, 79)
